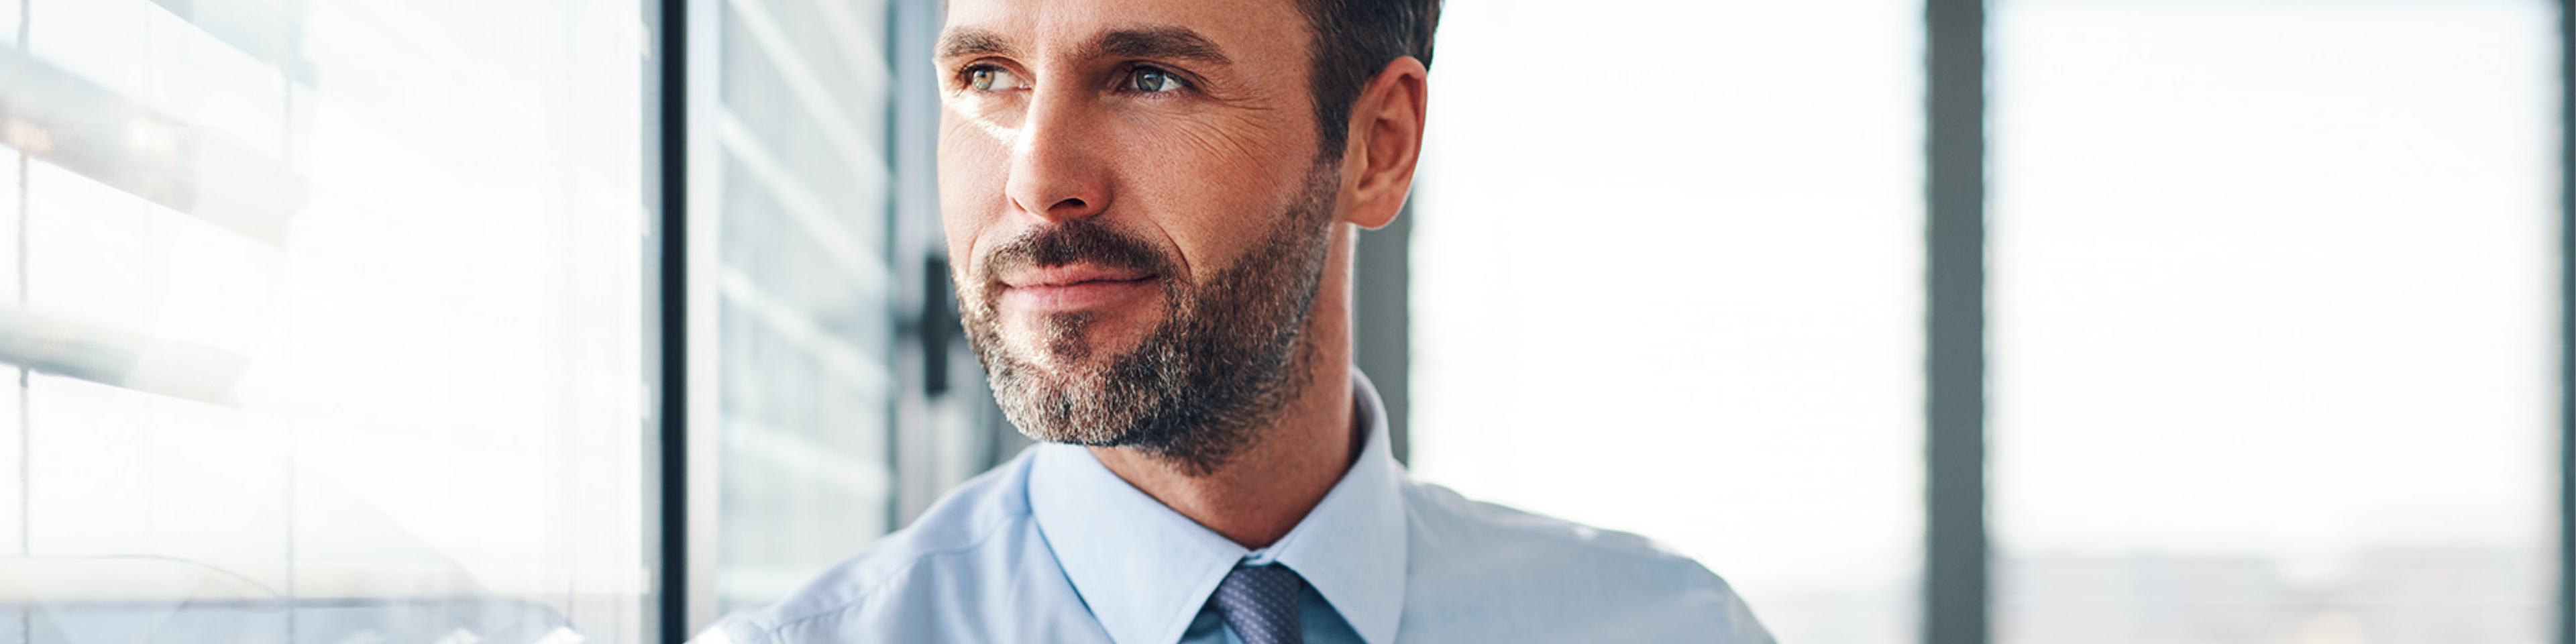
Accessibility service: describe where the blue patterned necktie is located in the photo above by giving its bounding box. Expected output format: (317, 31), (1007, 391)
(1210, 564), (1305, 644)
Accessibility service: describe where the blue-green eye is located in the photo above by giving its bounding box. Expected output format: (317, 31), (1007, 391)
(1129, 68), (1184, 93)
(968, 66), (1022, 92)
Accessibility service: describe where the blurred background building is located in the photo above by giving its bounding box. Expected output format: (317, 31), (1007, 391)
(0, 1), (2561, 643)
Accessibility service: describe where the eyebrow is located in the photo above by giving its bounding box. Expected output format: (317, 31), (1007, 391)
(936, 27), (1016, 60)
(935, 25), (1234, 67)
(1082, 26), (1232, 66)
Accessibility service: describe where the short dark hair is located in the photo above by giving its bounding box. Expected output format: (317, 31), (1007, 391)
(1295, 0), (1441, 162)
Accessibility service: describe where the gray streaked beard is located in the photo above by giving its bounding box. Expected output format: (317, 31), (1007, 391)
(957, 167), (1340, 476)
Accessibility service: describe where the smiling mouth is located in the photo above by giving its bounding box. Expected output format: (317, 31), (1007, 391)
(1004, 264), (1152, 288)
(999, 264), (1160, 311)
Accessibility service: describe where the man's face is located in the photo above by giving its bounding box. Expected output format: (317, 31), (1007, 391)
(936, 0), (1342, 472)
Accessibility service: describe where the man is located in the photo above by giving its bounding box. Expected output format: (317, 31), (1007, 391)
(700, 0), (1772, 641)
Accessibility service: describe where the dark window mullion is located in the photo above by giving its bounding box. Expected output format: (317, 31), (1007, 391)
(653, 0), (692, 640)
(2557, 3), (2575, 644)
(1925, 1), (1988, 644)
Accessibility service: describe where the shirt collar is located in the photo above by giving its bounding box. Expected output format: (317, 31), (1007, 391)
(1028, 368), (1409, 644)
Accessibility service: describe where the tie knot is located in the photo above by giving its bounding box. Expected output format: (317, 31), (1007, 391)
(1211, 564), (1305, 644)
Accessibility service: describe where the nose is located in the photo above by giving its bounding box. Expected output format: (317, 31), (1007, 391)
(1004, 91), (1111, 223)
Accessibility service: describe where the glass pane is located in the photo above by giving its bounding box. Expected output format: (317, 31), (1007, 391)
(1407, 2), (1924, 643)
(1991, 2), (2557, 643)
(0, 0), (653, 641)
(705, 0), (899, 615)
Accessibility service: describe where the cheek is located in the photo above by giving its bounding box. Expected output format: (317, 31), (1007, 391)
(1118, 119), (1318, 281)
(1128, 111), (1301, 186)
(937, 117), (1014, 266)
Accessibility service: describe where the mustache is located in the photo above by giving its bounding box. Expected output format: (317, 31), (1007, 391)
(979, 219), (1177, 286)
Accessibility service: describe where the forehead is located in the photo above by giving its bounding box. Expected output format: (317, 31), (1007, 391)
(940, 0), (1307, 64)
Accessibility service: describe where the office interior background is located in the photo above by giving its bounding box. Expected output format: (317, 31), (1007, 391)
(0, 0), (2561, 643)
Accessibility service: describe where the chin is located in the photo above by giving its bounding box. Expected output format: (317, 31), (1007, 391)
(1006, 312), (1155, 366)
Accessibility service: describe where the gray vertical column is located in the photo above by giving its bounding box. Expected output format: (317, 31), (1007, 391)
(1355, 205), (1410, 464)
(651, 0), (691, 638)
(2559, 4), (2573, 644)
(1924, 1), (1988, 644)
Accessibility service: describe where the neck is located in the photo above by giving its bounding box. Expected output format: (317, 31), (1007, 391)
(1089, 226), (1362, 549)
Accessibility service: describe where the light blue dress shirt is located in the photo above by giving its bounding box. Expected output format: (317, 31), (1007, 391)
(697, 371), (1773, 644)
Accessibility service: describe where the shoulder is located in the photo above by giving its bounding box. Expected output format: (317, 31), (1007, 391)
(1397, 478), (1712, 591)
(696, 450), (1080, 644)
(1397, 479), (1775, 643)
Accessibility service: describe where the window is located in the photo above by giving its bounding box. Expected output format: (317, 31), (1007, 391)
(681, 0), (1013, 630)
(696, 0), (900, 616)
(0, 0), (653, 641)
(1408, 3), (1926, 643)
(1409, 3), (2565, 644)
(1990, 1), (2557, 641)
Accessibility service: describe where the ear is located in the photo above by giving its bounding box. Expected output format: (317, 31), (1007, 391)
(1339, 56), (1429, 230)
